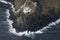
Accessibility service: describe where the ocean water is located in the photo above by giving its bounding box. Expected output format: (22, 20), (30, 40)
(0, 0), (60, 40)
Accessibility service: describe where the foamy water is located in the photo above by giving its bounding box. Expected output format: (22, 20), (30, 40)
(1, 0), (60, 37)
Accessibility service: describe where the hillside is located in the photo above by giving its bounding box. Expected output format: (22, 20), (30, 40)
(5, 0), (60, 32)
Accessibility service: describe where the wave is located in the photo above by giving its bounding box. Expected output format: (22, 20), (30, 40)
(1, 0), (60, 37)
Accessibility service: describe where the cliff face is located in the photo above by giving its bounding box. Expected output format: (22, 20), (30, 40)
(5, 0), (60, 32)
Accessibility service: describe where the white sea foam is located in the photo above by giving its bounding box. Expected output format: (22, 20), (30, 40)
(1, 0), (60, 37)
(1, 1), (8, 4)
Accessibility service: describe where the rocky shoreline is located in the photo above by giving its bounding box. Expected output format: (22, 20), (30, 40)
(5, 0), (60, 32)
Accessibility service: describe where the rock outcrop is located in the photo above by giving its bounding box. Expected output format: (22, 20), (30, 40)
(5, 0), (60, 32)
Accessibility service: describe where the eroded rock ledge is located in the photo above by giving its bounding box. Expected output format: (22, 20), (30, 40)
(5, 0), (60, 32)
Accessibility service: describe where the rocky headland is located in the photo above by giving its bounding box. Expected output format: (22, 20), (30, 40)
(5, 0), (60, 32)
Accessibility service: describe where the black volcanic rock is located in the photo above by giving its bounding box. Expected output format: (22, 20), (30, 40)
(5, 0), (60, 32)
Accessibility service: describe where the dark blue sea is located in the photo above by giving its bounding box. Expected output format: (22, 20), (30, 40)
(0, 0), (60, 40)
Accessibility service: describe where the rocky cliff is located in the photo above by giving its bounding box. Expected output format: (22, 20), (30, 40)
(5, 0), (60, 32)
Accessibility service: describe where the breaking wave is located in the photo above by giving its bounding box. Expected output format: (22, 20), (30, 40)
(1, 0), (60, 37)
